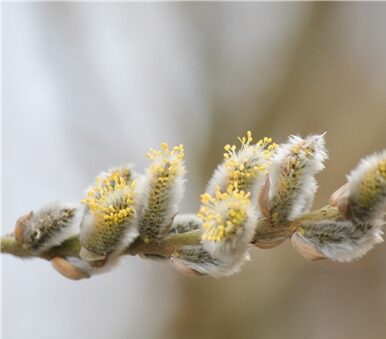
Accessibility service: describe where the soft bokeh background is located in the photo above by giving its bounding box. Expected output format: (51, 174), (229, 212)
(3, 2), (386, 339)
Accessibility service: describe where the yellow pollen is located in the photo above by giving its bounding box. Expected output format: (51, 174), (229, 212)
(82, 169), (136, 227)
(198, 187), (251, 242)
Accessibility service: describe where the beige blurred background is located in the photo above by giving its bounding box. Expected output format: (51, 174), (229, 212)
(2, 2), (386, 339)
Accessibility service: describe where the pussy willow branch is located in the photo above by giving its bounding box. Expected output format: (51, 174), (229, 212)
(1, 205), (340, 260)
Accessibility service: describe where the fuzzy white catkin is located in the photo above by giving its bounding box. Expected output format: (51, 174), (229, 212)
(196, 188), (257, 277)
(201, 200), (257, 260)
(347, 150), (386, 226)
(206, 133), (277, 204)
(268, 134), (328, 224)
(80, 166), (139, 263)
(168, 214), (202, 234)
(171, 245), (251, 278)
(168, 213), (251, 277)
(137, 144), (186, 240)
(207, 146), (266, 196)
(296, 220), (384, 262)
(20, 202), (83, 253)
(292, 150), (386, 263)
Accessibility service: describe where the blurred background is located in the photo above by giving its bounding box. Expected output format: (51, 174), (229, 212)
(2, 2), (386, 339)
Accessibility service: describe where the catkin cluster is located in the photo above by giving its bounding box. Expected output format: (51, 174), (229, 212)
(13, 133), (386, 280)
